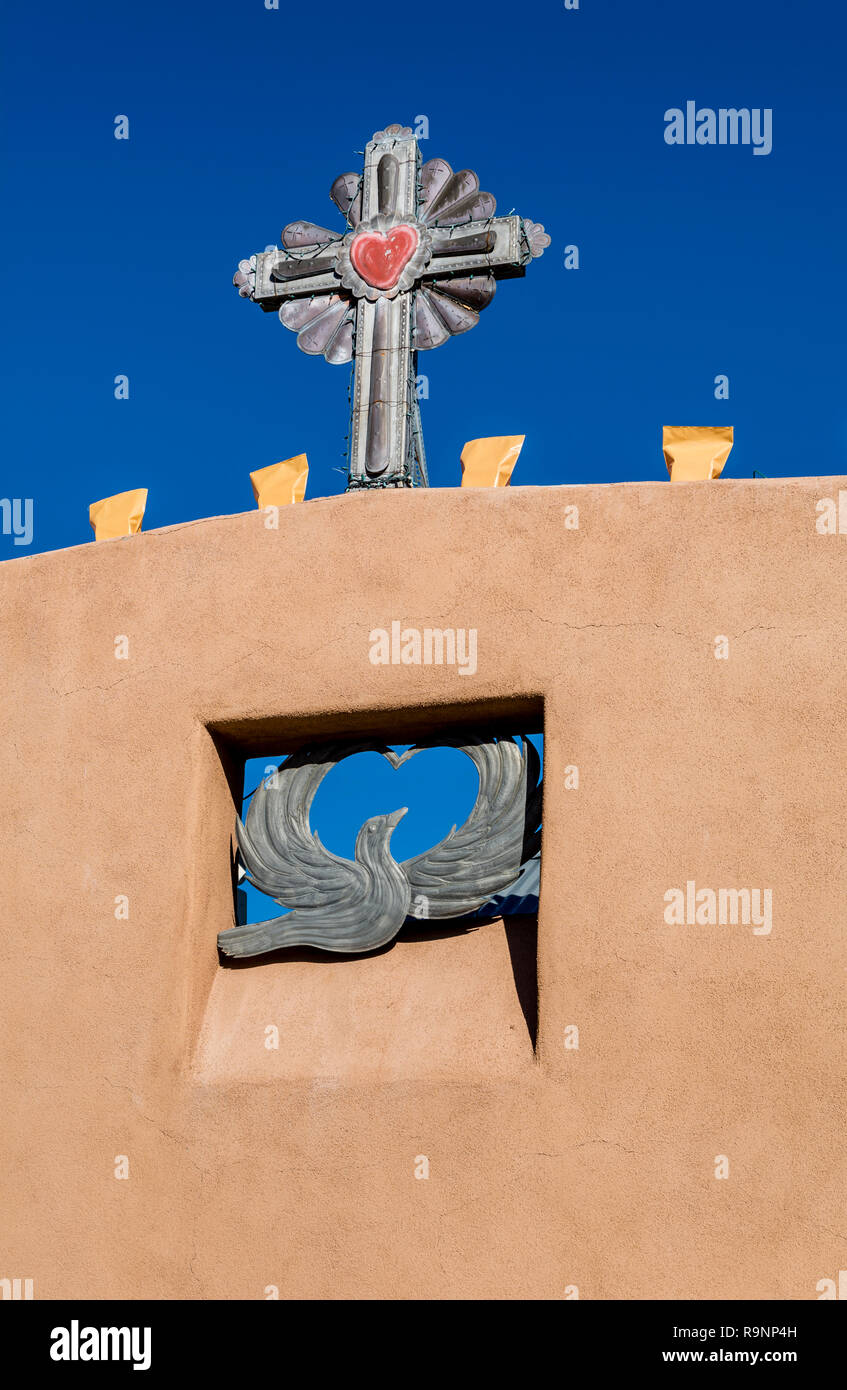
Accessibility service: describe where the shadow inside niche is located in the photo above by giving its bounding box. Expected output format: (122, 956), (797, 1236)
(401, 913), (537, 1046)
(219, 914), (538, 1046)
(401, 912), (538, 1046)
(218, 915), (537, 1046)
(503, 914), (538, 1046)
(219, 918), (482, 968)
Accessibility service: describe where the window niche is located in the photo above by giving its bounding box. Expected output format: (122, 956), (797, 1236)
(194, 699), (542, 1081)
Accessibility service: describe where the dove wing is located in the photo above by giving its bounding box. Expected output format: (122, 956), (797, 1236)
(219, 741), (412, 960)
(235, 742), (383, 910)
(402, 736), (541, 919)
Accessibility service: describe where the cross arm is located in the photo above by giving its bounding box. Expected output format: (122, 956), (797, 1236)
(250, 243), (342, 311)
(426, 215), (533, 278)
(238, 213), (537, 312)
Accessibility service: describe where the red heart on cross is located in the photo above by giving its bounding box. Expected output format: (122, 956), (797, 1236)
(350, 224), (419, 290)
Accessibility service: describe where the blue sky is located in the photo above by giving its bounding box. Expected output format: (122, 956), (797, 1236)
(2, 0), (844, 563)
(2, 0), (843, 921)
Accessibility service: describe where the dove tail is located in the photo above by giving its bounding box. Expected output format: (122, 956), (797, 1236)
(218, 913), (403, 959)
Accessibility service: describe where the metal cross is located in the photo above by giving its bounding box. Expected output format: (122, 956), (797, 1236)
(234, 124), (550, 491)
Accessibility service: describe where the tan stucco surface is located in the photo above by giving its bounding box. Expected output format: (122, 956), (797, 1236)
(1, 478), (844, 1300)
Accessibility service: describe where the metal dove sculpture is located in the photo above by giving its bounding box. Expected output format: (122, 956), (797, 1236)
(217, 735), (542, 960)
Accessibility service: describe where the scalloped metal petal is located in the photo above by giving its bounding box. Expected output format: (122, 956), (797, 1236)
(418, 158), (453, 217)
(373, 124), (412, 140)
(330, 172), (363, 228)
(413, 290), (451, 350)
(424, 273), (496, 311)
(279, 294), (344, 332)
(324, 315), (354, 364)
(437, 190), (497, 226)
(282, 220), (341, 248)
(422, 169), (483, 224)
(233, 256), (256, 298)
(295, 297), (354, 359)
(523, 219), (552, 258)
(424, 288), (479, 336)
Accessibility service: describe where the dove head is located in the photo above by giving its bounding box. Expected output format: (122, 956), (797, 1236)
(354, 806), (407, 869)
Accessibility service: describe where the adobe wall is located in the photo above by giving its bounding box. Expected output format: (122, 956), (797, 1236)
(1, 478), (844, 1299)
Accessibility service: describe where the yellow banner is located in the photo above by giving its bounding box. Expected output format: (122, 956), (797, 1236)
(89, 488), (148, 540)
(663, 426), (733, 481)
